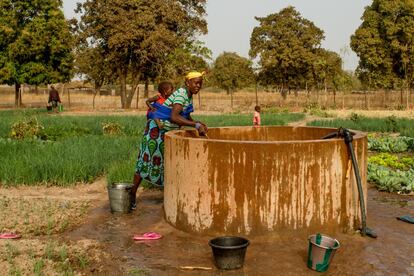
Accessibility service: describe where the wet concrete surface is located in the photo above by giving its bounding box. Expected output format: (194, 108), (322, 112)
(66, 188), (414, 275)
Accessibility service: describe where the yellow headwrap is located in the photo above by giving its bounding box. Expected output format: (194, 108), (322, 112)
(185, 71), (205, 80)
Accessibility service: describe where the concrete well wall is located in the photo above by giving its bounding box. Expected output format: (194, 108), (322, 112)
(164, 126), (367, 235)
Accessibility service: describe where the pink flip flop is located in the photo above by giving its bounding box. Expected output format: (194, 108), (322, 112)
(0, 233), (21, 239)
(133, 232), (162, 241)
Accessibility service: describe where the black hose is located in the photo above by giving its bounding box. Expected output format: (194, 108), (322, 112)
(322, 128), (376, 238)
(342, 129), (367, 236)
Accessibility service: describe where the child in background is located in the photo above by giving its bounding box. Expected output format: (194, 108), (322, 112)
(253, 105), (261, 127)
(146, 81), (174, 129)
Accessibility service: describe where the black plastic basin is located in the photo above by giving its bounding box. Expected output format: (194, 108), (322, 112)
(209, 236), (250, 270)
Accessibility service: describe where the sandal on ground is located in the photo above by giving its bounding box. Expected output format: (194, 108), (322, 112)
(133, 232), (162, 241)
(397, 215), (414, 224)
(0, 232), (21, 239)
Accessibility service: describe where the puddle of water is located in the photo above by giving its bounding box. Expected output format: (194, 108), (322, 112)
(65, 189), (414, 275)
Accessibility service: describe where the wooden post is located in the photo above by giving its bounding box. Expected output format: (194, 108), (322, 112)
(255, 82), (258, 106)
(136, 86), (140, 109)
(67, 88), (71, 109)
(406, 89), (409, 109)
(198, 92), (201, 110)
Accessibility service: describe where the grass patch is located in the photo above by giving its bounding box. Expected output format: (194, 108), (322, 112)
(0, 109), (304, 186)
(0, 239), (111, 275)
(0, 198), (90, 236)
(307, 115), (414, 137)
(195, 113), (305, 127)
(0, 136), (138, 186)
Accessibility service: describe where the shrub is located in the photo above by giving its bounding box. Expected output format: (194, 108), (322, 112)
(102, 122), (124, 136)
(10, 117), (44, 140)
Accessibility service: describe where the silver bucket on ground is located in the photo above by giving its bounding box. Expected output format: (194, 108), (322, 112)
(307, 233), (340, 272)
(107, 183), (133, 213)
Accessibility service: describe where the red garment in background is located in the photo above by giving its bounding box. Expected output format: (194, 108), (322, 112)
(253, 111), (261, 126)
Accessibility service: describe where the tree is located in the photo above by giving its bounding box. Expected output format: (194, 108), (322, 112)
(249, 6), (324, 92)
(211, 52), (254, 108)
(0, 0), (74, 107)
(76, 0), (207, 108)
(162, 41), (211, 86)
(74, 46), (115, 108)
(312, 49), (342, 91)
(351, 0), (414, 98)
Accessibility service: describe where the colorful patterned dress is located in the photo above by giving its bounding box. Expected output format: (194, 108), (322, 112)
(135, 88), (193, 186)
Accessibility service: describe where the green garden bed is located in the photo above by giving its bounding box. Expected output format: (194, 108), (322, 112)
(0, 109), (304, 186)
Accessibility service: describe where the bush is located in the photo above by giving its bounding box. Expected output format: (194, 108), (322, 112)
(102, 122), (124, 136)
(10, 117), (44, 140)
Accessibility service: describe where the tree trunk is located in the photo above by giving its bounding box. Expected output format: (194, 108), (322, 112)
(333, 90), (336, 106)
(15, 83), (22, 108)
(126, 74), (140, 109)
(93, 84), (101, 110)
(119, 71), (127, 108)
(136, 86), (140, 109)
(144, 79), (149, 98)
(67, 88), (71, 109)
(342, 90), (345, 110)
(400, 88), (404, 107)
(229, 89), (233, 109)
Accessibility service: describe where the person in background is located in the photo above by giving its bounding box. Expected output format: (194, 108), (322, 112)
(146, 81), (174, 129)
(48, 85), (61, 111)
(253, 105), (261, 127)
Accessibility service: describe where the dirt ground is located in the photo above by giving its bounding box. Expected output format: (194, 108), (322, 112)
(1, 176), (413, 275)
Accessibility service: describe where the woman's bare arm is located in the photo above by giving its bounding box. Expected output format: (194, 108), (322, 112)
(170, 104), (196, 127)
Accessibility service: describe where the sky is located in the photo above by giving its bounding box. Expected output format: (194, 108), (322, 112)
(63, 0), (372, 71)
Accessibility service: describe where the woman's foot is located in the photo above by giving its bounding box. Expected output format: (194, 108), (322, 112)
(130, 197), (137, 210)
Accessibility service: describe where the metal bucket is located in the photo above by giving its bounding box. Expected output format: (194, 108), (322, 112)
(209, 236), (249, 270)
(107, 183), (133, 213)
(307, 233), (340, 272)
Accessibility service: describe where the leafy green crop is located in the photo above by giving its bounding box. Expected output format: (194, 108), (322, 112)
(368, 153), (414, 170)
(368, 164), (414, 194)
(368, 135), (414, 153)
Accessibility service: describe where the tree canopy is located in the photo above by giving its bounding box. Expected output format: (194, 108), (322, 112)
(75, 0), (207, 108)
(351, 0), (414, 90)
(249, 6), (325, 91)
(211, 52), (254, 94)
(0, 0), (73, 106)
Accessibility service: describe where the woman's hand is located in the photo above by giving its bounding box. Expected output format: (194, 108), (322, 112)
(195, 121), (208, 136)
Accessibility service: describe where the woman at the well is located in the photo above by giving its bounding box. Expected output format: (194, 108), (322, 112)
(130, 72), (208, 208)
